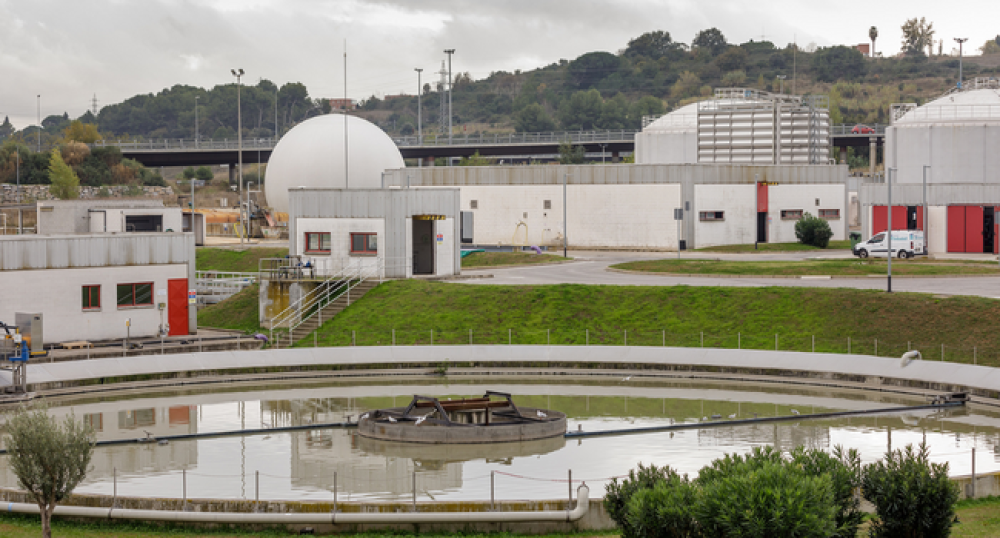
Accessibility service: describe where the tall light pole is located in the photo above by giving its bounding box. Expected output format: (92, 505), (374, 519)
(194, 96), (200, 149)
(274, 86), (279, 140)
(954, 38), (968, 89)
(415, 68), (423, 146)
(923, 165), (930, 254)
(887, 167), (895, 293)
(563, 172), (568, 258)
(231, 68), (245, 244)
(776, 75), (786, 94)
(444, 49), (455, 145)
(36, 95), (40, 152)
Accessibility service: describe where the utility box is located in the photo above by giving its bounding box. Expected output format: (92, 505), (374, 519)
(461, 211), (474, 244)
(14, 312), (43, 354)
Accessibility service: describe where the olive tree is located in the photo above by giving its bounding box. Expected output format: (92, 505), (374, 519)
(4, 407), (95, 538)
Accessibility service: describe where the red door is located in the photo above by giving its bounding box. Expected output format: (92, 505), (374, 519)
(966, 206), (984, 253)
(168, 278), (189, 336)
(891, 205), (908, 231)
(873, 206), (888, 233)
(947, 206), (966, 252)
(915, 206), (924, 231)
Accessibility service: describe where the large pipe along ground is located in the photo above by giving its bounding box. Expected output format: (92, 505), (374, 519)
(3, 484), (590, 524)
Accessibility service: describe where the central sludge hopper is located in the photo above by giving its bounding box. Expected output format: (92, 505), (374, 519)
(357, 391), (567, 444)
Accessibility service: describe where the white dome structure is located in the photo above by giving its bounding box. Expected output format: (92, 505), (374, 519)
(886, 79), (1000, 185)
(634, 102), (699, 164)
(264, 114), (405, 214)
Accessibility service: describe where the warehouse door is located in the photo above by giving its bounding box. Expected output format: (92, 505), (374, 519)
(906, 207), (918, 230)
(756, 182), (768, 243)
(947, 206), (966, 252)
(412, 219), (435, 275)
(966, 206), (984, 253)
(167, 278), (189, 336)
(985, 207), (996, 254)
(756, 213), (767, 243)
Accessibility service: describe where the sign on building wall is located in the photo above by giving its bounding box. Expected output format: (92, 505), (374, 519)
(436, 234), (443, 243)
(188, 290), (197, 305)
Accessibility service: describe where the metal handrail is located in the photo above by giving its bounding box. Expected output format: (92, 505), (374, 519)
(268, 257), (383, 346)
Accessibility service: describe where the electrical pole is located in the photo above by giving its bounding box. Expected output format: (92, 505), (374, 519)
(36, 95), (40, 152)
(954, 38), (968, 89)
(274, 87), (279, 140)
(231, 69), (245, 244)
(923, 165), (930, 255)
(444, 49), (455, 145)
(887, 167), (895, 293)
(415, 68), (423, 146)
(563, 172), (568, 258)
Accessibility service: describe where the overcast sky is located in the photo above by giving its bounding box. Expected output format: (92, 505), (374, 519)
(1, 0), (996, 130)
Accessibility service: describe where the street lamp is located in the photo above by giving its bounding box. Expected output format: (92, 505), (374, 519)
(231, 68), (245, 244)
(415, 68), (423, 147)
(194, 96), (200, 149)
(776, 75), (787, 94)
(444, 49), (455, 145)
(954, 38), (968, 89)
(887, 167), (896, 293)
(36, 95), (40, 152)
(922, 165), (930, 254)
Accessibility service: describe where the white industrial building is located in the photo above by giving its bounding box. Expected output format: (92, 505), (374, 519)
(862, 78), (1000, 254)
(0, 232), (196, 344)
(37, 199), (183, 234)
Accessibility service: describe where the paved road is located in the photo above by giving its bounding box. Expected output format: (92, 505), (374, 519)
(461, 250), (1000, 299)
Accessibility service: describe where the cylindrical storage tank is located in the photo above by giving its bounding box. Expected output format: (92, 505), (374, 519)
(264, 114), (405, 214)
(886, 86), (1000, 185)
(634, 102), (699, 164)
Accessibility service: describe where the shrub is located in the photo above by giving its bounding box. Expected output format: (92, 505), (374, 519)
(790, 446), (863, 538)
(861, 443), (959, 538)
(696, 461), (837, 538)
(794, 212), (834, 248)
(626, 476), (698, 538)
(605, 463), (682, 538)
(182, 166), (196, 179)
(195, 166), (214, 181)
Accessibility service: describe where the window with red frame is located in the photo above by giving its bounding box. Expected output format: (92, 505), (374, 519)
(350, 233), (378, 254)
(116, 283), (153, 307)
(305, 232), (331, 253)
(82, 285), (101, 310)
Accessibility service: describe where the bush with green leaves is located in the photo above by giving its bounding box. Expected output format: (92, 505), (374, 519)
(605, 463), (685, 538)
(696, 460), (837, 538)
(794, 212), (834, 248)
(861, 443), (959, 538)
(790, 446), (863, 538)
(626, 475), (698, 538)
(194, 166), (214, 181)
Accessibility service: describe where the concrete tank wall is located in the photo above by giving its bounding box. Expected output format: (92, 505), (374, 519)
(887, 123), (1000, 185)
(634, 130), (698, 164)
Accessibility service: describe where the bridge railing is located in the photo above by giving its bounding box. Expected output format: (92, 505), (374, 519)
(391, 129), (639, 147)
(828, 124), (886, 136)
(88, 137), (279, 152)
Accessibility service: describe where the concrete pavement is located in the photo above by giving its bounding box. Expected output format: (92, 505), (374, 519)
(461, 250), (1000, 298)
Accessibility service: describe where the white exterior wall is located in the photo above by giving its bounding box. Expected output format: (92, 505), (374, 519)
(695, 185), (756, 248)
(928, 206), (948, 255)
(0, 264), (189, 342)
(294, 217), (385, 276)
(458, 185), (682, 249)
(767, 185), (846, 243)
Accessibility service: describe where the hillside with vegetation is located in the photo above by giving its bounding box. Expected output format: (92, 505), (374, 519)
(1, 24), (998, 150)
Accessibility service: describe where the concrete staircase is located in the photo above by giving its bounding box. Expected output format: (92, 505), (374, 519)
(280, 280), (380, 347)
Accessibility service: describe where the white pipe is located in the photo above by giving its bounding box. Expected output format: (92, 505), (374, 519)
(4, 484), (589, 525)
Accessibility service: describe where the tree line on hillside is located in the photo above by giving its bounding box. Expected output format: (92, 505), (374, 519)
(1, 23), (998, 146)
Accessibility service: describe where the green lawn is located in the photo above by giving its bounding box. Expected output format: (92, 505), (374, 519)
(611, 258), (1000, 277)
(196, 247), (287, 273)
(197, 284), (260, 333)
(296, 280), (1000, 366)
(694, 240), (852, 252)
(463, 251), (571, 268)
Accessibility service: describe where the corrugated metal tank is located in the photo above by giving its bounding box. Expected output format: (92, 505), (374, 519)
(886, 79), (1000, 185)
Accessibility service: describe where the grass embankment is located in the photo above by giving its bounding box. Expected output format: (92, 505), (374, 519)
(2, 498), (998, 537)
(611, 259), (1000, 277)
(695, 240), (852, 252)
(196, 247), (287, 273)
(462, 251), (571, 268)
(299, 280), (1000, 365)
(197, 284), (260, 333)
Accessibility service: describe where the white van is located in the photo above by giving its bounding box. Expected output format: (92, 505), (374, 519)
(854, 230), (925, 259)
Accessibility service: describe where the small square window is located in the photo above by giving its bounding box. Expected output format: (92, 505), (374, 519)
(470, 200), (478, 209)
(305, 232), (331, 253)
(815, 198), (821, 206)
(523, 212), (528, 219)
(699, 211), (724, 221)
(82, 285), (100, 310)
(544, 200), (552, 210)
(781, 210), (804, 220)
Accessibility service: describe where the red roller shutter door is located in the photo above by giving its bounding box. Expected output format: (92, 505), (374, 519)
(168, 278), (189, 336)
(947, 206), (966, 252)
(916, 206), (924, 230)
(966, 206), (984, 253)
(873, 206), (887, 233)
